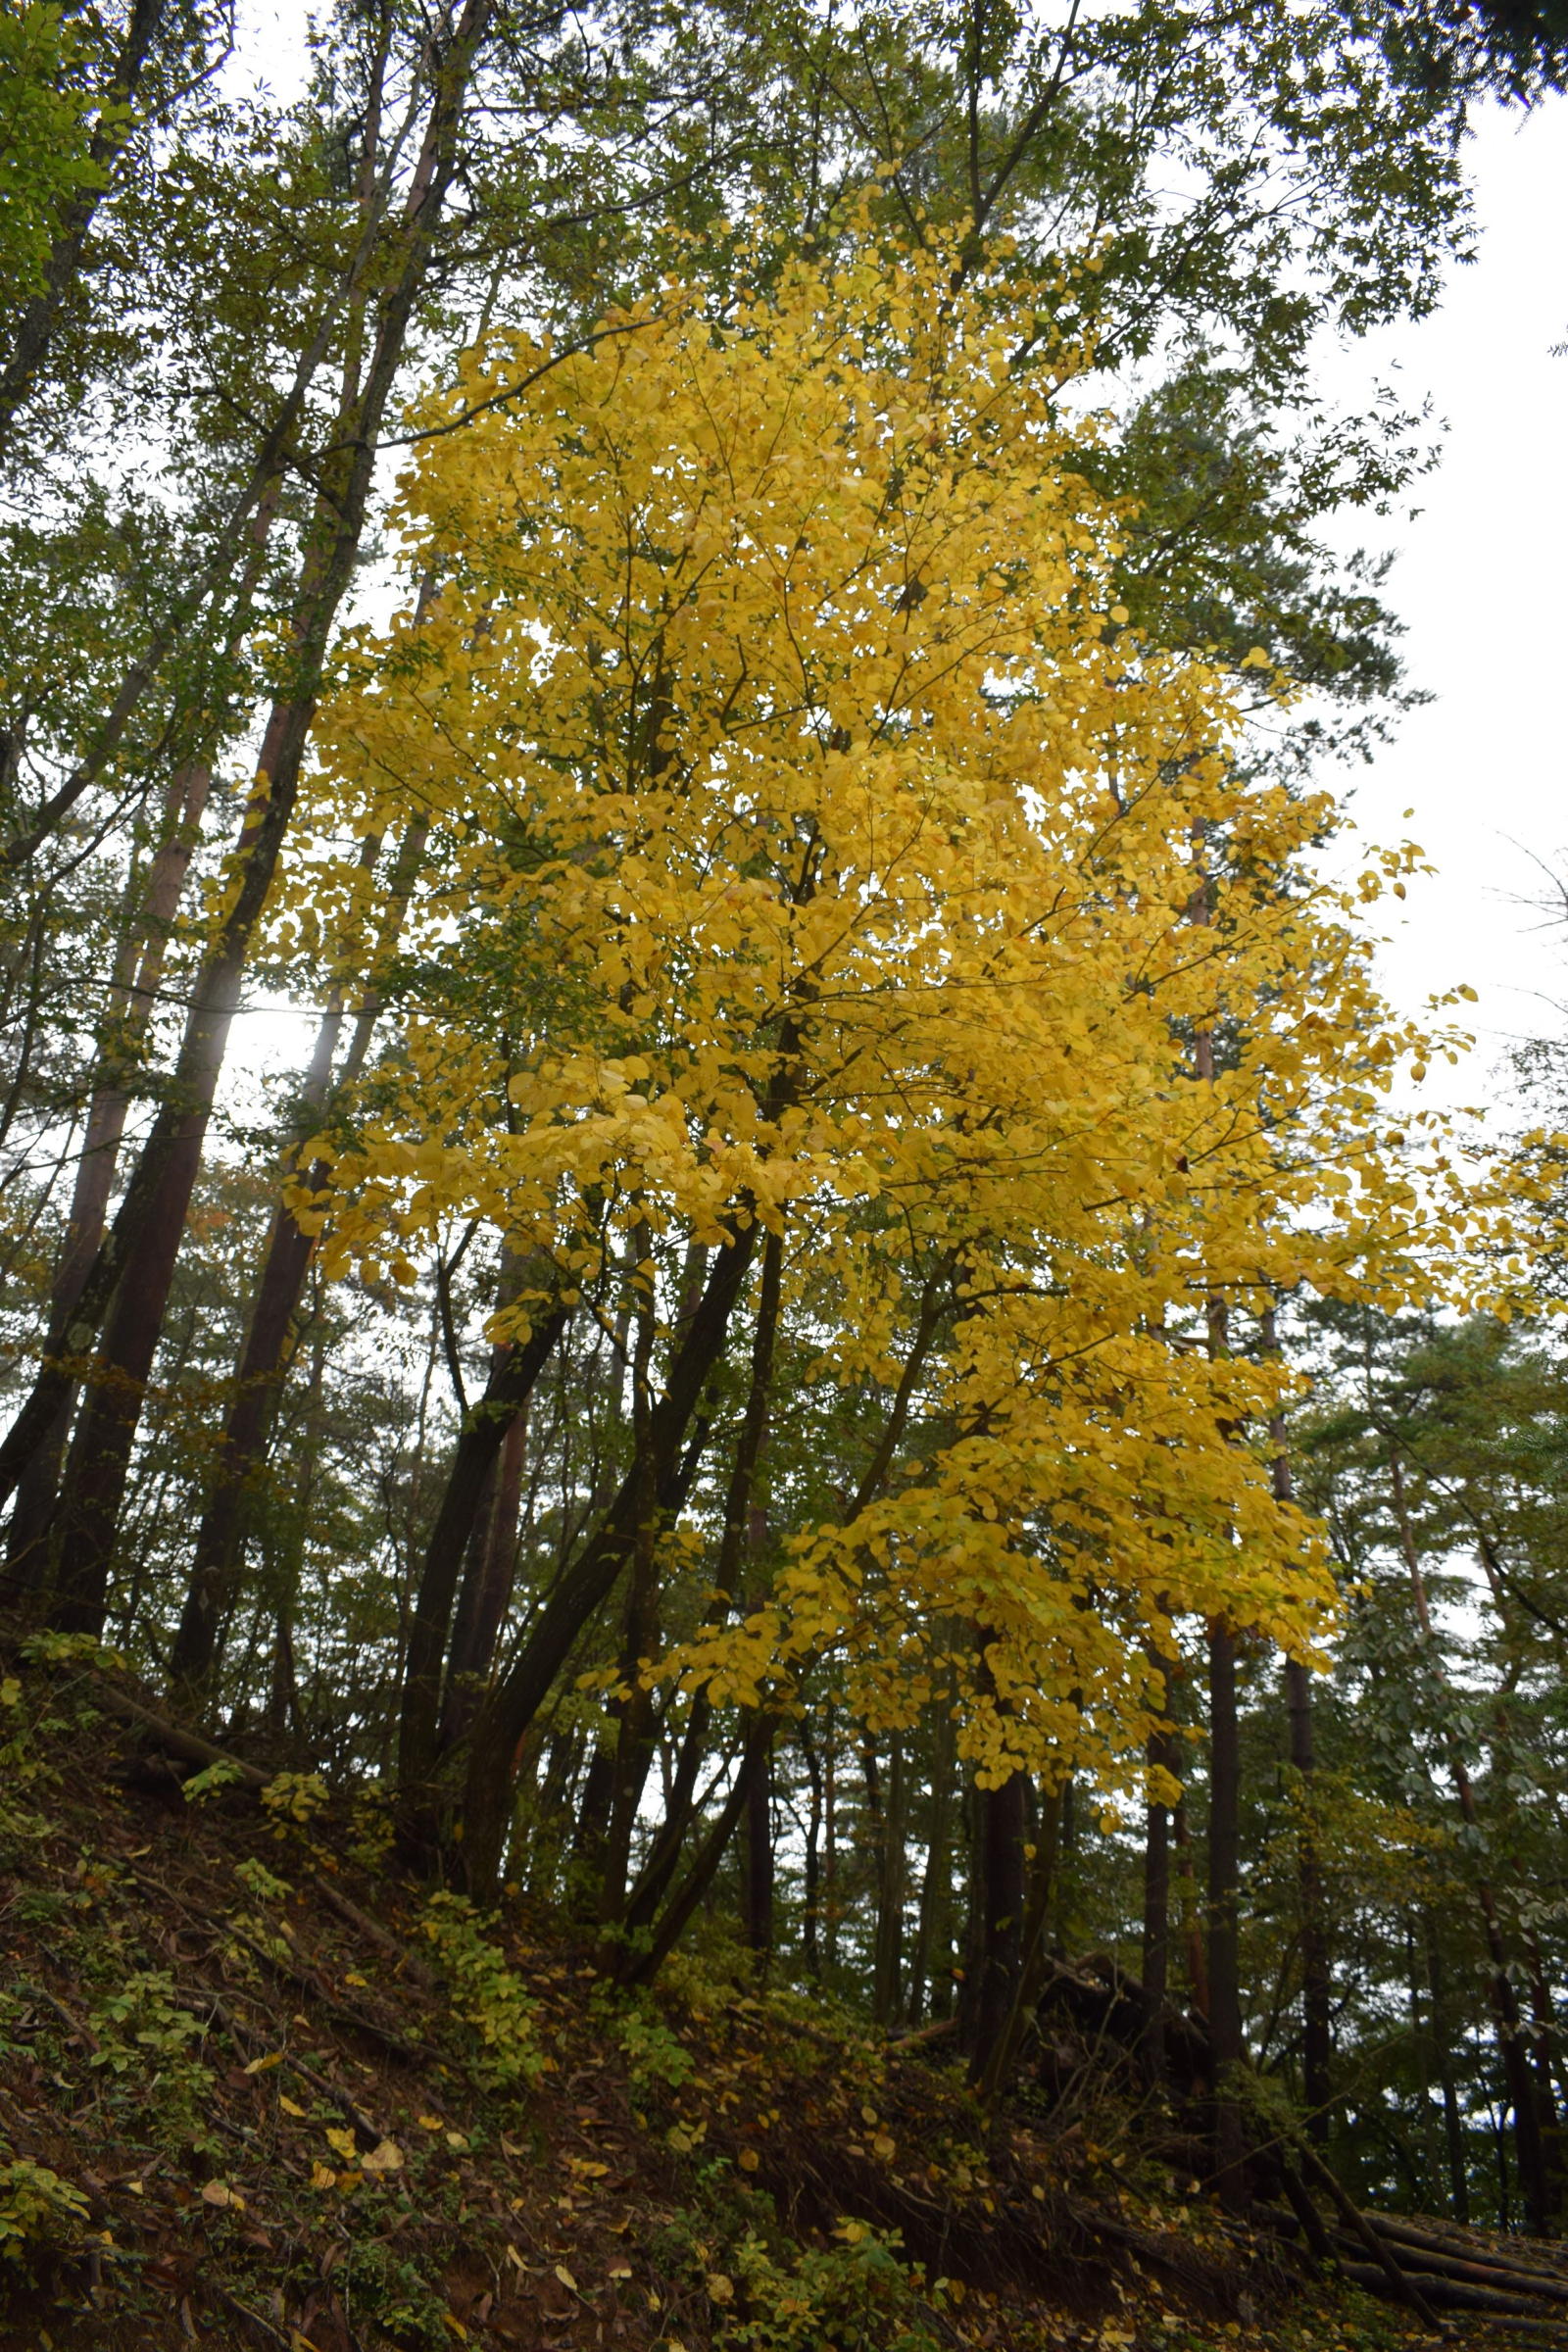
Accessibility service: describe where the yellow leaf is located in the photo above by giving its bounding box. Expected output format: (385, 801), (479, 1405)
(244, 2052), (283, 2076)
(707, 2274), (734, 2305)
(309, 2162), (335, 2190)
(737, 2147), (760, 2173)
(554, 2263), (579, 2294)
(362, 2138), (404, 2174)
(279, 2095), (306, 2119)
(324, 2129), (357, 2160)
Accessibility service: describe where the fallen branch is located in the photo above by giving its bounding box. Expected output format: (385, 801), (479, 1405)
(312, 1873), (437, 1992)
(90, 1681), (270, 1789)
(1340, 2262), (1565, 2320)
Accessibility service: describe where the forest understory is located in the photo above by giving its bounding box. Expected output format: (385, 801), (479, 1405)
(4, 1637), (1567, 2352)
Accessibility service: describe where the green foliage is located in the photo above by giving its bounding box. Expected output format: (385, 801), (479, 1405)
(233, 1855), (293, 1903)
(0, 1), (111, 303)
(603, 1990), (698, 2094)
(337, 2237), (453, 2349)
(181, 1754), (247, 1803)
(0, 2155), (89, 2271)
(261, 1770), (330, 1828)
(717, 2220), (948, 2352)
(419, 1893), (546, 2091)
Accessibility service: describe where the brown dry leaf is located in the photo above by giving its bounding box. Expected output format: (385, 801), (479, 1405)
(200, 2180), (243, 2210)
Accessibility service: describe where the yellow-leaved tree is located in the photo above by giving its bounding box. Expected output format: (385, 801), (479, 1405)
(299, 227), (1479, 1945)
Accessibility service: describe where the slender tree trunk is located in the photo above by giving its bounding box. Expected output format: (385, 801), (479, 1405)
(1263, 1307), (1332, 2138)
(1206, 1618), (1248, 2204)
(871, 1737), (906, 2025)
(907, 1698), (956, 2026)
(800, 1716), (824, 1981)
(619, 1721), (772, 1989)
(1173, 1798), (1208, 2016)
(742, 1741), (775, 1962)
(457, 1223), (757, 1893)
(8, 758), (212, 1592)
(1142, 1711), (1178, 2085)
(1422, 1914), (1470, 2224)
(10, 0), (496, 1620)
(171, 817), (428, 1697)
(396, 1301), (570, 1805)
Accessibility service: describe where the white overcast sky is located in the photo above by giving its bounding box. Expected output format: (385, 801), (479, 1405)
(1323, 97), (1568, 1117)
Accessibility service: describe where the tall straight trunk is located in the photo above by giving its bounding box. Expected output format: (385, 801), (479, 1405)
(1173, 1799), (1208, 2016)
(600, 1237), (662, 1936)
(1285, 1652), (1333, 2136)
(871, 1737), (906, 2025)
(742, 1742), (775, 1962)
(1263, 1307), (1332, 2136)
(1141, 1712), (1178, 2084)
(1423, 1914), (1471, 2224)
(1391, 1449), (1550, 2234)
(171, 815), (429, 1698)
(907, 1698), (956, 2026)
(1528, 1940), (1565, 2227)
(1206, 1619), (1248, 2203)
(800, 1716), (824, 1980)
(8, 757), (213, 1592)
(9, 0), (495, 1622)
(962, 1749), (1027, 2086)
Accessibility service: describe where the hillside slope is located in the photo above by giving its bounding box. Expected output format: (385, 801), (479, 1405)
(0, 1636), (1549, 2352)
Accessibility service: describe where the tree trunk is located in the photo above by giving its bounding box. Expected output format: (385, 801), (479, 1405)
(8, 757), (212, 1593)
(10, 0), (496, 1621)
(1264, 1309), (1332, 2139)
(1206, 1618), (1248, 2205)
(742, 1740), (775, 1963)
(1423, 1913), (1471, 2224)
(963, 1761), (1026, 2087)
(171, 816), (428, 1699)
(871, 1737), (906, 2026)
(396, 1301), (570, 1806)
(907, 1697), (956, 2026)
(456, 1223), (757, 1893)
(1142, 1712), (1178, 2084)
